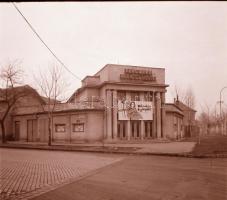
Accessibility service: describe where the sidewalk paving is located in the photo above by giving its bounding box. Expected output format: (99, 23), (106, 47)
(135, 142), (196, 154)
(0, 141), (196, 157)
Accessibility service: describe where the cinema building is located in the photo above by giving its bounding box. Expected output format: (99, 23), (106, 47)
(68, 64), (168, 142)
(0, 64), (196, 143)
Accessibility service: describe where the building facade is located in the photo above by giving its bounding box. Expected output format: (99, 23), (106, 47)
(68, 64), (168, 141)
(0, 64), (196, 143)
(174, 98), (197, 137)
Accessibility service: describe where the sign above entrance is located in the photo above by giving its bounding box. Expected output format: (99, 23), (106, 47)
(120, 69), (156, 82)
(118, 100), (153, 120)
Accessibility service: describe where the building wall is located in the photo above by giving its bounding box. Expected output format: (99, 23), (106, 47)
(70, 114), (87, 142)
(165, 113), (174, 139)
(165, 112), (183, 139)
(85, 111), (104, 141)
(13, 114), (38, 141)
(75, 88), (100, 102)
(52, 115), (71, 142)
(12, 110), (104, 143)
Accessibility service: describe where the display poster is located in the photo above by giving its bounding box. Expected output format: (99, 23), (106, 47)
(118, 100), (153, 120)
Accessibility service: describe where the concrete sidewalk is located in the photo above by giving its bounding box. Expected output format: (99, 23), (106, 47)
(0, 141), (196, 156)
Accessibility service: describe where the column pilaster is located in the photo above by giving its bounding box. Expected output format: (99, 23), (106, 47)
(156, 92), (162, 138)
(140, 92), (145, 140)
(112, 90), (118, 140)
(161, 92), (166, 138)
(126, 91), (131, 140)
(127, 120), (131, 140)
(106, 89), (112, 140)
(152, 91), (156, 138)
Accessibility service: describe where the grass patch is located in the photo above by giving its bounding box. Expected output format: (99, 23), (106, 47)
(192, 135), (227, 156)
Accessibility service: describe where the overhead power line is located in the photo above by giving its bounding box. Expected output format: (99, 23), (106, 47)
(12, 2), (82, 81)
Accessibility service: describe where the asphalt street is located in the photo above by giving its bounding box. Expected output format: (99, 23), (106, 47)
(32, 155), (227, 200)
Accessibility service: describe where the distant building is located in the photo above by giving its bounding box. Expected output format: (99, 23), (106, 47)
(165, 103), (184, 140)
(174, 97), (197, 137)
(0, 64), (197, 143)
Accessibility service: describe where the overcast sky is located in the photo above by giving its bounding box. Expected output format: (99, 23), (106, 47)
(1, 1), (227, 114)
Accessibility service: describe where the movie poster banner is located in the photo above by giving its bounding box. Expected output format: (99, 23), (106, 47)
(118, 100), (153, 120)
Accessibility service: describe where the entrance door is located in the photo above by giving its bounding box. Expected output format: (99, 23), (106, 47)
(144, 121), (152, 138)
(15, 121), (20, 141)
(131, 121), (141, 139)
(39, 119), (48, 142)
(27, 119), (37, 142)
(117, 121), (127, 140)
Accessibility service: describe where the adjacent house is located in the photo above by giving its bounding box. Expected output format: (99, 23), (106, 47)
(174, 97), (197, 137)
(0, 85), (45, 140)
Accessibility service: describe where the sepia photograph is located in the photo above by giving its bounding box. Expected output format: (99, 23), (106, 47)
(0, 1), (227, 200)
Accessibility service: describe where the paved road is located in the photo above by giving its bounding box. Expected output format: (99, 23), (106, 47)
(32, 155), (227, 200)
(0, 148), (123, 200)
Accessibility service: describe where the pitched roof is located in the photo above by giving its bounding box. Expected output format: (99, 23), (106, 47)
(41, 96), (61, 104)
(165, 103), (184, 116)
(175, 100), (197, 112)
(0, 85), (46, 104)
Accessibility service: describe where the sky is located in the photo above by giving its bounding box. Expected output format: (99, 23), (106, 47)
(0, 1), (227, 114)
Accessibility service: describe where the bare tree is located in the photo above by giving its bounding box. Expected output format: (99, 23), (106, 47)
(172, 85), (196, 109)
(0, 60), (26, 143)
(183, 87), (195, 109)
(34, 63), (66, 146)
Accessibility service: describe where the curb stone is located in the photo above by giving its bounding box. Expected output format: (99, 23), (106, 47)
(0, 144), (227, 158)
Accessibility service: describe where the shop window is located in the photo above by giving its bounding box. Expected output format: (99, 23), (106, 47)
(55, 124), (66, 132)
(117, 91), (126, 101)
(144, 92), (153, 101)
(73, 123), (84, 132)
(131, 92), (140, 101)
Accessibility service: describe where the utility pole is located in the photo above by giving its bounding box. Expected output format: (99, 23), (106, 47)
(219, 86), (227, 135)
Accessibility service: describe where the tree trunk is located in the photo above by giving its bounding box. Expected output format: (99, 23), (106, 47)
(0, 121), (6, 143)
(48, 117), (52, 146)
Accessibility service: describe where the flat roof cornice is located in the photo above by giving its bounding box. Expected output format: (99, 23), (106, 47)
(12, 108), (105, 116)
(94, 64), (165, 76)
(72, 81), (169, 97)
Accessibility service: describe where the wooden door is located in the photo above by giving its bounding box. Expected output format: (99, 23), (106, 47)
(27, 120), (33, 142)
(27, 119), (38, 142)
(33, 120), (37, 141)
(39, 119), (48, 142)
(15, 121), (20, 141)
